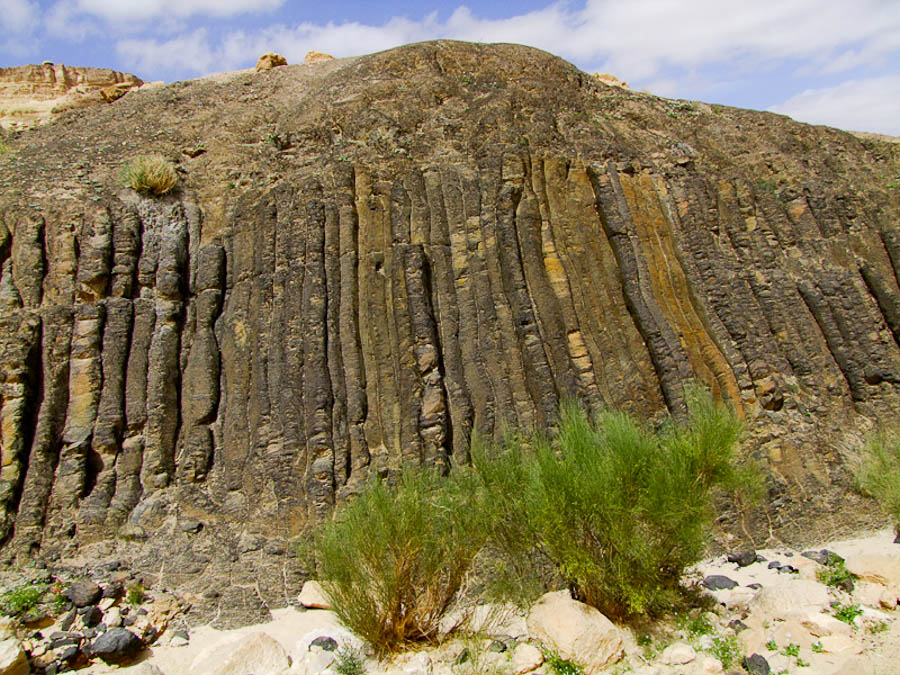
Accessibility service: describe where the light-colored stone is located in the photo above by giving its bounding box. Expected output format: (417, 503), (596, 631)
(845, 554), (900, 589)
(256, 52), (288, 71)
(191, 631), (290, 675)
(511, 642), (543, 674)
(854, 580), (886, 608)
(403, 651), (433, 674)
(698, 655), (724, 673)
(0, 638), (28, 675)
(724, 586), (756, 610)
(292, 647), (335, 675)
(796, 610), (853, 637)
(820, 634), (864, 655)
(130, 664), (166, 675)
(0, 618), (13, 641)
(526, 590), (623, 674)
(305, 50), (335, 65)
(105, 606), (122, 628)
(592, 72), (629, 88)
(659, 641), (696, 665)
(292, 625), (367, 665)
(879, 588), (898, 609)
(748, 579), (831, 619)
(298, 580), (332, 609)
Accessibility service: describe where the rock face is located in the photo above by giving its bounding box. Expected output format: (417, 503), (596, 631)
(0, 63), (144, 131)
(0, 40), (899, 625)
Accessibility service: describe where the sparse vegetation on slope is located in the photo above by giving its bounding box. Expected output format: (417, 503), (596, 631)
(856, 430), (900, 537)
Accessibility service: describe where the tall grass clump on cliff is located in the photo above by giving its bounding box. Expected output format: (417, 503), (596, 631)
(312, 467), (490, 654)
(856, 431), (900, 539)
(121, 154), (177, 195)
(474, 387), (753, 620)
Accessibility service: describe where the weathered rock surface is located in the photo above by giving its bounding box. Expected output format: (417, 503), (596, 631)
(0, 637), (28, 675)
(0, 63), (143, 130)
(190, 631), (289, 675)
(0, 40), (899, 624)
(526, 590), (623, 673)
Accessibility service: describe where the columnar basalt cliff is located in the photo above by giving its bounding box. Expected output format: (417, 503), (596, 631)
(1, 41), (899, 625)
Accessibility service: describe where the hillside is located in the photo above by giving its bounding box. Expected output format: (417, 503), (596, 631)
(1, 40), (900, 625)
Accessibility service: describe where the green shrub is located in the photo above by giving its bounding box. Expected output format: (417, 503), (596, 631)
(855, 431), (900, 536)
(334, 645), (366, 675)
(834, 603), (862, 626)
(313, 467), (490, 654)
(121, 155), (177, 195)
(816, 558), (856, 592)
(0, 582), (45, 616)
(708, 635), (741, 670)
(543, 650), (585, 675)
(474, 387), (750, 620)
(126, 582), (145, 605)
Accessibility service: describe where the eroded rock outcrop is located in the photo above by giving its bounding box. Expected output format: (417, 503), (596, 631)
(0, 40), (899, 625)
(0, 63), (143, 131)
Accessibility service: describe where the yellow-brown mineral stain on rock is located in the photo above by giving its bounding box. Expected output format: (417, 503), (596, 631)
(0, 63), (143, 131)
(617, 170), (742, 412)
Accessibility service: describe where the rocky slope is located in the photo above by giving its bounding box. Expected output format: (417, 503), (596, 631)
(1, 40), (899, 626)
(0, 64), (145, 131)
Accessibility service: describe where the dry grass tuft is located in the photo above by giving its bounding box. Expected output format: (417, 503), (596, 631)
(121, 154), (177, 195)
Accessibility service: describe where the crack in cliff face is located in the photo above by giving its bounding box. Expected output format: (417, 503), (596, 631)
(0, 40), (899, 624)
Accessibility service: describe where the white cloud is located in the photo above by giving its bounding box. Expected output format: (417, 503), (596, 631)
(63, 0), (285, 22)
(0, 0), (38, 31)
(111, 0), (900, 82)
(770, 75), (900, 136)
(0, 0), (39, 56)
(117, 29), (220, 75)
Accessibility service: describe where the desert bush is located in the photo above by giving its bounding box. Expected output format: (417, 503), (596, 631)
(121, 154), (177, 195)
(313, 466), (491, 654)
(855, 431), (900, 536)
(0, 581), (46, 616)
(474, 387), (751, 620)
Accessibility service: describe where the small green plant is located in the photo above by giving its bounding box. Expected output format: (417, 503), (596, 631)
(868, 620), (889, 634)
(313, 467), (490, 654)
(126, 582), (145, 605)
(121, 155), (177, 195)
(0, 142), (10, 156)
(708, 635), (741, 670)
(812, 640), (824, 653)
(766, 639), (778, 651)
(0, 582), (46, 616)
(334, 644), (366, 675)
(544, 650), (584, 675)
(781, 643), (800, 657)
(834, 603), (863, 626)
(816, 558), (856, 592)
(797, 657), (810, 667)
(681, 614), (714, 638)
(855, 431), (900, 537)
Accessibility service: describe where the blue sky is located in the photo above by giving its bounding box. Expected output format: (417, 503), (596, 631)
(2, 1), (900, 135)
